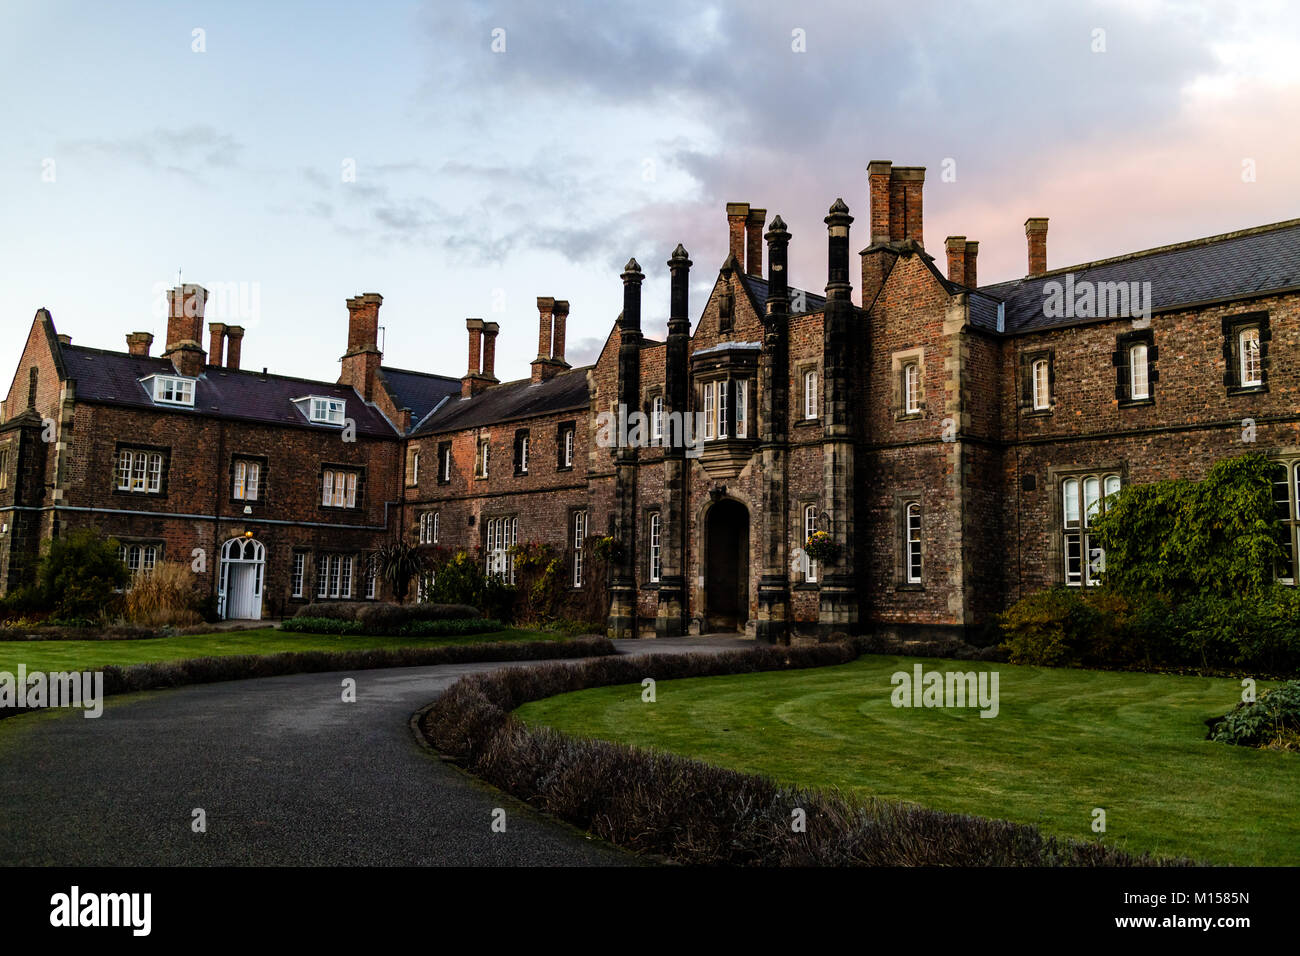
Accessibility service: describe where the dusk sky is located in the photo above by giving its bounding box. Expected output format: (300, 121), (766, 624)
(3, 0), (1298, 389)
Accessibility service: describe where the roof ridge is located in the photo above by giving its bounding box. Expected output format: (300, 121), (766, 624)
(981, 217), (1300, 289)
(64, 343), (357, 390)
(380, 365), (461, 383)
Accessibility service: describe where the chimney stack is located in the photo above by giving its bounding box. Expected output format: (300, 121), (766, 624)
(126, 332), (154, 357)
(552, 300), (568, 365)
(208, 322), (227, 367)
(1025, 218), (1049, 277)
(482, 321), (499, 380)
(868, 161), (892, 245)
(945, 236), (967, 286)
(163, 284), (208, 377)
(534, 297), (554, 364)
(461, 318), (496, 398)
(225, 325), (244, 370)
(726, 203), (749, 270)
(745, 208), (766, 277)
(338, 293), (382, 400)
(963, 241), (979, 289)
(531, 297), (571, 383)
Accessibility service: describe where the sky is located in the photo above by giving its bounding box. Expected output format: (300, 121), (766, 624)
(2, 0), (1299, 390)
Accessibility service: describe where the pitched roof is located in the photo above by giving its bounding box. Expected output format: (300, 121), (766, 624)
(378, 366), (461, 425)
(412, 366), (590, 435)
(60, 346), (399, 438)
(738, 273), (827, 315)
(978, 219), (1300, 333)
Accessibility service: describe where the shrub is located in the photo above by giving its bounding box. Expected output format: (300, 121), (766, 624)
(998, 587), (1102, 666)
(0, 584), (49, 622)
(123, 561), (202, 627)
(369, 541), (423, 603)
(279, 616), (503, 637)
(294, 600), (479, 625)
(1210, 680), (1300, 749)
(37, 528), (129, 622)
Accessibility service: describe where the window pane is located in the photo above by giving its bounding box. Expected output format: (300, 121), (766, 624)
(1130, 344), (1148, 398)
(1083, 477), (1100, 526)
(1062, 478), (1080, 526)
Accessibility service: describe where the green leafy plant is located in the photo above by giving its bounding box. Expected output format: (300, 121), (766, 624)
(1210, 680), (1300, 749)
(804, 530), (840, 564)
(37, 528), (130, 622)
(369, 541), (424, 604)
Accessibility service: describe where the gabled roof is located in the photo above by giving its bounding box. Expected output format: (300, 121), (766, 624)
(59, 346), (399, 438)
(737, 272), (827, 316)
(978, 219), (1300, 333)
(378, 366), (461, 424)
(412, 366), (590, 436)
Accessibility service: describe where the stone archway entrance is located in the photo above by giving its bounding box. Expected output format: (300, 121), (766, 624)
(704, 498), (749, 632)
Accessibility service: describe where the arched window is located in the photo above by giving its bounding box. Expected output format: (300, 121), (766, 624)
(1032, 359), (1050, 410)
(903, 362), (921, 414)
(1129, 344), (1149, 399)
(803, 504), (818, 583)
(1240, 327), (1262, 386)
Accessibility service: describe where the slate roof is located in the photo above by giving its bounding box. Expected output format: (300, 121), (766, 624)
(739, 274), (828, 315)
(412, 366), (590, 435)
(978, 219), (1300, 333)
(378, 366), (461, 425)
(60, 346), (400, 438)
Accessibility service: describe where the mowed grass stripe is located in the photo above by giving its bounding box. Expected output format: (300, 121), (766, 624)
(516, 655), (1296, 865)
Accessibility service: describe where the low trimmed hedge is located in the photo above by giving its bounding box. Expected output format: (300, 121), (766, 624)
(279, 616), (503, 637)
(423, 640), (1191, 866)
(294, 601), (481, 631)
(0, 635), (615, 722)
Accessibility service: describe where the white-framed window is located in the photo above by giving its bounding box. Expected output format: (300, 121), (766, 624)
(572, 510), (587, 587)
(118, 543), (158, 574)
(717, 381), (729, 438)
(233, 460), (260, 500)
(1062, 473), (1121, 586)
(485, 516), (518, 583)
(291, 552), (305, 598)
(440, 443), (452, 482)
(366, 560), (378, 599)
(651, 395), (664, 443)
(150, 375), (195, 407)
(117, 449), (164, 494)
(735, 380), (748, 438)
(314, 553), (354, 599)
(1240, 327), (1262, 387)
(1272, 462), (1298, 584)
(803, 503), (818, 583)
(321, 469), (358, 508)
(340, 555), (353, 598)
(317, 556), (329, 598)
(1129, 344), (1149, 400)
(309, 397), (346, 425)
(905, 502), (922, 583)
(562, 426), (575, 468)
(1032, 359), (1050, 410)
(407, 448), (420, 486)
(903, 362), (921, 414)
(649, 512), (661, 583)
(516, 433), (529, 474)
(703, 383), (715, 439)
(476, 439), (489, 478)
(804, 369), (818, 420)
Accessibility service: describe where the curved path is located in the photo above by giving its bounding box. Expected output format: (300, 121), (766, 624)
(0, 636), (749, 866)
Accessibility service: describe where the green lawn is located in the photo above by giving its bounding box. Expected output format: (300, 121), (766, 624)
(516, 655), (1299, 866)
(0, 626), (561, 673)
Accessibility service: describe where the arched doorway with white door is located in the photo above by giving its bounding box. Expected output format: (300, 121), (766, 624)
(219, 536), (266, 620)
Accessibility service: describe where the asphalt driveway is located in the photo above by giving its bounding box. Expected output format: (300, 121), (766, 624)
(0, 636), (749, 866)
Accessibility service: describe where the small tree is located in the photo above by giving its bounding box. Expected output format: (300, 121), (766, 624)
(370, 541), (424, 604)
(37, 527), (130, 622)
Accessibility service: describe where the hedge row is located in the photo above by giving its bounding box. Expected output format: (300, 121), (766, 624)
(0, 635), (615, 722)
(293, 601), (481, 630)
(423, 639), (1190, 866)
(279, 617), (503, 637)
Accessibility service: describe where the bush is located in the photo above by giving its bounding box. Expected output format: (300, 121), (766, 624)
(279, 616), (503, 637)
(294, 601), (479, 626)
(1210, 680), (1300, 749)
(998, 587), (1104, 667)
(0, 584), (49, 622)
(37, 528), (129, 622)
(123, 561), (202, 627)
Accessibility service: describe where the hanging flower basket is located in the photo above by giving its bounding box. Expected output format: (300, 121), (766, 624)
(804, 531), (840, 564)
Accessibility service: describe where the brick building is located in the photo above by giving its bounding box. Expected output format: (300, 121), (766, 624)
(4, 159), (1300, 641)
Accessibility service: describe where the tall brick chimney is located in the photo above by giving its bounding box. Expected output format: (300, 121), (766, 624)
(861, 161), (927, 309)
(745, 208), (766, 277)
(889, 167), (925, 246)
(126, 332), (154, 357)
(225, 325), (244, 370)
(339, 293), (383, 401)
(964, 241), (979, 289)
(868, 161), (892, 245)
(208, 322), (227, 367)
(945, 236), (967, 286)
(163, 284), (208, 377)
(482, 321), (499, 380)
(1025, 218), (1049, 277)
(726, 203), (749, 269)
(531, 297), (570, 383)
(462, 318), (496, 398)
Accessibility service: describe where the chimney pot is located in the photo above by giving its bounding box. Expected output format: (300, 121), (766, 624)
(1025, 218), (1049, 277)
(963, 241), (979, 289)
(208, 322), (227, 367)
(126, 332), (154, 357)
(945, 236), (967, 287)
(725, 203), (750, 271)
(482, 321), (499, 381)
(224, 325), (244, 370)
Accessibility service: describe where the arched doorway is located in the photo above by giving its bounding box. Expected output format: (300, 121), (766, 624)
(704, 498), (749, 632)
(218, 537), (266, 620)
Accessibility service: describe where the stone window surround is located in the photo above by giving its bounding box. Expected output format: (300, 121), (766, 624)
(891, 347), (927, 422)
(1044, 461), (1127, 588)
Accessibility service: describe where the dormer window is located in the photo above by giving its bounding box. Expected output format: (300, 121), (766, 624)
(143, 375), (196, 407)
(309, 397), (346, 424)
